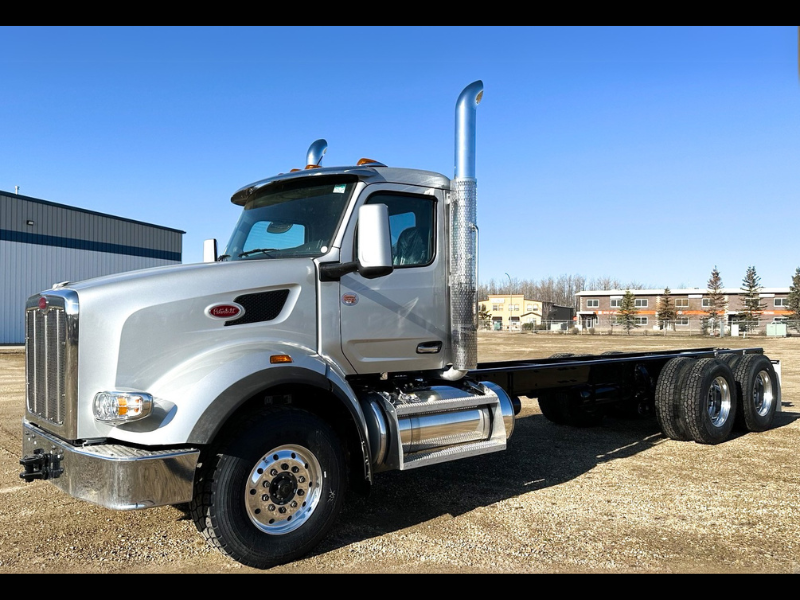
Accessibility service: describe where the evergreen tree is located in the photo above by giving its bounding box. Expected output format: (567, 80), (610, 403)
(787, 267), (800, 332)
(705, 266), (727, 335)
(740, 265), (766, 329)
(656, 287), (676, 330)
(616, 289), (639, 334)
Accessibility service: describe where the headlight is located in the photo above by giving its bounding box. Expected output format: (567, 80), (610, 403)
(93, 391), (154, 424)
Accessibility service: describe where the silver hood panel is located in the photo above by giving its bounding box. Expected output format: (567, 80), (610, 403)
(54, 259), (319, 443)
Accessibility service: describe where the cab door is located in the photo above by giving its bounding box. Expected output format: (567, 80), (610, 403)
(338, 186), (449, 374)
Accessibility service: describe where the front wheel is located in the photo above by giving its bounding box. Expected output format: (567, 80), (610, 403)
(190, 407), (347, 569)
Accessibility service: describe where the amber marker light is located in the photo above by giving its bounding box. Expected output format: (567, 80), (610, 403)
(357, 158), (380, 165)
(270, 354), (293, 364)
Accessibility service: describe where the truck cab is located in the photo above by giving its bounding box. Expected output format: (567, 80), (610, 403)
(220, 164), (451, 375)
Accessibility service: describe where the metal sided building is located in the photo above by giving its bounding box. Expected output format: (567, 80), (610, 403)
(1, 191), (184, 344)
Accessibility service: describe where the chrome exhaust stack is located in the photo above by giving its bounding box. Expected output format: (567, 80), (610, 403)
(306, 139), (327, 167)
(443, 80), (483, 380)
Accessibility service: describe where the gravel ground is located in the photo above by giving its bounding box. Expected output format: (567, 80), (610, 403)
(1, 332), (798, 574)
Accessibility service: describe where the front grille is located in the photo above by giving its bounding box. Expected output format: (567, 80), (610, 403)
(26, 306), (67, 425)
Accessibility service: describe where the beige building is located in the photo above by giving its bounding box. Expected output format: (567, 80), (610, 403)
(479, 294), (543, 331)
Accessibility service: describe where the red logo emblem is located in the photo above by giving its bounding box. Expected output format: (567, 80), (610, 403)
(38, 297), (48, 311)
(206, 303), (244, 320)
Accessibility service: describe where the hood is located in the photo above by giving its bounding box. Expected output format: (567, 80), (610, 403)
(68, 258), (320, 394)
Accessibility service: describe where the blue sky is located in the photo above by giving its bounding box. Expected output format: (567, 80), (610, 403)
(2, 26), (798, 290)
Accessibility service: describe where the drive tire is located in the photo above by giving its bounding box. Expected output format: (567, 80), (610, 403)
(537, 391), (568, 424)
(732, 354), (779, 432)
(190, 406), (347, 569)
(537, 389), (605, 427)
(718, 353), (741, 369)
(654, 356), (694, 441)
(681, 358), (737, 445)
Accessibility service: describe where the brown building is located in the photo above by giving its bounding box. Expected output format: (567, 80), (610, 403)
(575, 288), (791, 334)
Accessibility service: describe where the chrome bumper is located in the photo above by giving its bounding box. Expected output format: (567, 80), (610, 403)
(21, 421), (200, 510)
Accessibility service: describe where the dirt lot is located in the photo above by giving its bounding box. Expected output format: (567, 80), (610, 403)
(1, 332), (798, 574)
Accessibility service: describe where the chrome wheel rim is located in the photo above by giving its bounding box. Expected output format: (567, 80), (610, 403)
(707, 376), (732, 427)
(246, 444), (322, 535)
(753, 370), (775, 417)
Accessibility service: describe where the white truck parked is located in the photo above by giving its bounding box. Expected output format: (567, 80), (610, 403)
(20, 81), (781, 569)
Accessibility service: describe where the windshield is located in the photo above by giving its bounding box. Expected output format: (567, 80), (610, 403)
(221, 176), (357, 261)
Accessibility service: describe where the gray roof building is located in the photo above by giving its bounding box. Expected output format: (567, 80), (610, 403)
(1, 191), (184, 343)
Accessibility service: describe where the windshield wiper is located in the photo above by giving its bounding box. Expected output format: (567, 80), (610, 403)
(238, 248), (279, 258)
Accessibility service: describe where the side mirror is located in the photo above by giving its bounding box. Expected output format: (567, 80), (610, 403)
(203, 239), (218, 263)
(356, 204), (393, 278)
(319, 204), (393, 281)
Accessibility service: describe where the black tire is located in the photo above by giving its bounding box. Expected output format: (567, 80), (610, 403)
(190, 407), (347, 569)
(732, 354), (779, 432)
(548, 352), (575, 359)
(601, 351), (624, 355)
(654, 357), (694, 441)
(681, 358), (738, 445)
(718, 353), (742, 370)
(537, 389), (606, 427)
(537, 391), (568, 424)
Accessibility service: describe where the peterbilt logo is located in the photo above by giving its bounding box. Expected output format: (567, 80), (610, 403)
(205, 302), (245, 320)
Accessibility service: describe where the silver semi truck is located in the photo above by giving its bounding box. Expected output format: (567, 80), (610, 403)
(20, 81), (781, 569)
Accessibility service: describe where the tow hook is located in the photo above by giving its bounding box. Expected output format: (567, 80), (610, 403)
(19, 448), (64, 482)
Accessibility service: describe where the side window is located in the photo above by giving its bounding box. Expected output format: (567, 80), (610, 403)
(366, 192), (435, 267)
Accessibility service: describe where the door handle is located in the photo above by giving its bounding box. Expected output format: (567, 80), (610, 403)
(416, 341), (442, 354)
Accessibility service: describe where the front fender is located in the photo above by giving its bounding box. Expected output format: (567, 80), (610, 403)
(105, 342), (374, 483)
(106, 342), (320, 444)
